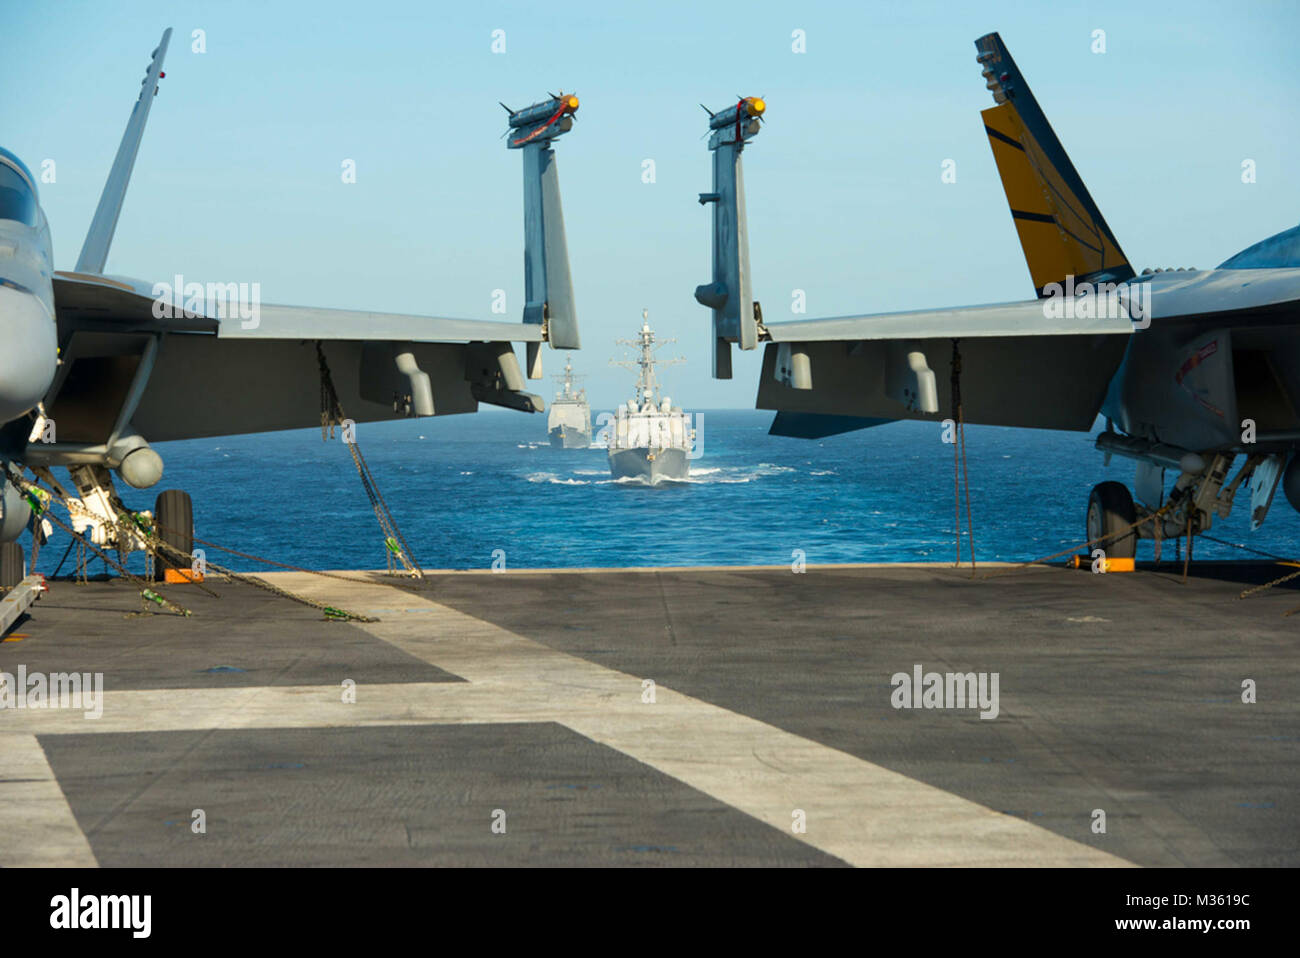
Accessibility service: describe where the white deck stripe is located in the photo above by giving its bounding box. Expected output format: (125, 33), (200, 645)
(268, 573), (1132, 867)
(0, 733), (99, 867)
(0, 573), (1132, 867)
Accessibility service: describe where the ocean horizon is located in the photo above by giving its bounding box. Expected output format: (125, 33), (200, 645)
(30, 408), (1300, 577)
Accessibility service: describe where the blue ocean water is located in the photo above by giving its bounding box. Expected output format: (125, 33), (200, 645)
(34, 410), (1300, 574)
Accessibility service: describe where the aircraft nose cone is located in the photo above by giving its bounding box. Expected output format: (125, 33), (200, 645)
(0, 284), (57, 425)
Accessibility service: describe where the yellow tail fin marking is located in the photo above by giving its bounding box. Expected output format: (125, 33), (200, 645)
(982, 102), (1130, 293)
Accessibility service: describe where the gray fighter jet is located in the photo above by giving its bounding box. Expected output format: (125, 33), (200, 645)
(696, 33), (1300, 559)
(0, 29), (580, 577)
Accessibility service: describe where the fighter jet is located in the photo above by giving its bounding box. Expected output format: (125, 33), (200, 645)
(696, 33), (1300, 560)
(0, 29), (580, 580)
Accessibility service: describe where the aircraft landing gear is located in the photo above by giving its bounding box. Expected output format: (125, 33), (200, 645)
(0, 540), (23, 589)
(1087, 481), (1137, 559)
(152, 489), (194, 581)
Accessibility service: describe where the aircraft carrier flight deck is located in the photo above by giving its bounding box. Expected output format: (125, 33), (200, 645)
(3, 561), (1295, 868)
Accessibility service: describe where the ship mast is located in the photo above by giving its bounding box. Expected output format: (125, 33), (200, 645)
(612, 309), (684, 410)
(552, 357), (585, 401)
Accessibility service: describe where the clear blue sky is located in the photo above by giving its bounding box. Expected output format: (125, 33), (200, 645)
(4, 0), (1297, 408)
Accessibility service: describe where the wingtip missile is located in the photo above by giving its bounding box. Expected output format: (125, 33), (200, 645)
(506, 92), (580, 128)
(706, 96), (766, 131)
(505, 93), (580, 149)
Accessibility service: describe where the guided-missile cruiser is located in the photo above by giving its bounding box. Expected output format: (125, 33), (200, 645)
(607, 311), (693, 483)
(547, 358), (591, 448)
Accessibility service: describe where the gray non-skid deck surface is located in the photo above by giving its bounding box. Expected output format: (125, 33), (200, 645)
(2, 577), (458, 689)
(400, 562), (1300, 867)
(6, 579), (838, 866)
(6, 563), (1297, 866)
(40, 724), (838, 867)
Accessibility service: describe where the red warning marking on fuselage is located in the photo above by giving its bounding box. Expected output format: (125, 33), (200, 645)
(1174, 340), (1224, 417)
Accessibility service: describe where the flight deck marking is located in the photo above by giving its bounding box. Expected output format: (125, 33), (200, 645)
(0, 574), (1134, 868)
(274, 574), (1134, 867)
(0, 734), (99, 867)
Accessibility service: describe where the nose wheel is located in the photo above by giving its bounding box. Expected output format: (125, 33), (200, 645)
(1087, 481), (1137, 559)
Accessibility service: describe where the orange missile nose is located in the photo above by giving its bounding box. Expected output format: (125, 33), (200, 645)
(566, 95), (579, 111)
(747, 97), (765, 116)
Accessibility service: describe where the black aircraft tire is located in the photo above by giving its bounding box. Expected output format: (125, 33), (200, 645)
(154, 490), (194, 581)
(0, 541), (23, 590)
(1087, 481), (1137, 560)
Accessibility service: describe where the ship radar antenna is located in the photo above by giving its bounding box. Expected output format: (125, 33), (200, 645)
(611, 309), (685, 408)
(552, 356), (585, 398)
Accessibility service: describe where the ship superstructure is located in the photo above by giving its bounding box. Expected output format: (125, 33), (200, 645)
(547, 357), (591, 448)
(608, 311), (693, 482)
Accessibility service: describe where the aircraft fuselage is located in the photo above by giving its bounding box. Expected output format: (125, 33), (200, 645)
(0, 150), (58, 428)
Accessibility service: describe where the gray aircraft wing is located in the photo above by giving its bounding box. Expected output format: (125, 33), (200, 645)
(757, 269), (1300, 438)
(758, 306), (1133, 436)
(51, 274), (551, 343)
(736, 30), (1300, 440)
(49, 271), (550, 442)
(40, 31), (577, 450)
(128, 333), (539, 442)
(50, 287), (550, 444)
(765, 300), (1133, 342)
(52, 271), (216, 332)
(219, 304), (544, 343)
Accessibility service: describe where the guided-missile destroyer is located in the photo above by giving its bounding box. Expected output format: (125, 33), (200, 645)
(608, 312), (693, 483)
(548, 358), (591, 448)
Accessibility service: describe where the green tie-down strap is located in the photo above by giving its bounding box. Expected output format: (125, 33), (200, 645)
(385, 537), (403, 557)
(22, 487), (50, 515)
(141, 589), (192, 617)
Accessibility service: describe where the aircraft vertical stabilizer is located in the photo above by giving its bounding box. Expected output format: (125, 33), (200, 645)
(974, 32), (1134, 296)
(74, 27), (172, 275)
